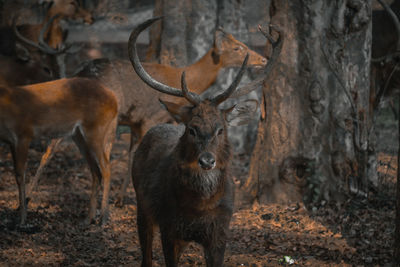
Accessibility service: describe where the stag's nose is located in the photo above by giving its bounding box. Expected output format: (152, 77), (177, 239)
(198, 152), (216, 170)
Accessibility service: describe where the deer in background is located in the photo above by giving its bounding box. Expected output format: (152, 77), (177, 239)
(74, 17), (267, 206)
(0, 77), (118, 225)
(0, 18), (57, 86)
(128, 18), (282, 267)
(11, 0), (93, 49)
(0, 0), (92, 85)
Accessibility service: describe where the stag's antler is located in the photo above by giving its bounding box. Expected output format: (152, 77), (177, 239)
(230, 24), (284, 98)
(13, 14), (75, 55)
(128, 17), (249, 105)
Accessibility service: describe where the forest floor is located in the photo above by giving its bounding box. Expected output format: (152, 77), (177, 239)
(0, 130), (396, 267)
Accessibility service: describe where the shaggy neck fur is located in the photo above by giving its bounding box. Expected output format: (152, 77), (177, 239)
(175, 131), (232, 199)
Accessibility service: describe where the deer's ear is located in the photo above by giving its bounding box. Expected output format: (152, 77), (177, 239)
(159, 99), (191, 123)
(213, 28), (227, 54)
(224, 99), (259, 126)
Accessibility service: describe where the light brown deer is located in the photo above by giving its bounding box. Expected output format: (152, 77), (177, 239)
(0, 77), (118, 225)
(74, 17), (267, 206)
(128, 18), (283, 267)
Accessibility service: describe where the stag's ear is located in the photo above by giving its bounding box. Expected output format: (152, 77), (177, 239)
(159, 99), (191, 123)
(15, 43), (30, 62)
(224, 99), (259, 126)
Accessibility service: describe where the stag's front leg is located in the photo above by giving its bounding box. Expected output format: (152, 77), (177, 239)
(160, 227), (187, 267)
(204, 242), (227, 267)
(137, 206), (154, 267)
(203, 217), (231, 267)
(10, 136), (31, 225)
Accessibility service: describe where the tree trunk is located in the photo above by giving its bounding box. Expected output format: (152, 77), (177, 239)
(395, 93), (400, 265)
(242, 0), (372, 204)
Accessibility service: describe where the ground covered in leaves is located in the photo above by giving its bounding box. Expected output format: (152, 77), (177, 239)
(0, 132), (396, 266)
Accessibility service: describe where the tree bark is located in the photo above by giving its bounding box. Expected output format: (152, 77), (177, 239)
(242, 0), (372, 204)
(395, 101), (400, 265)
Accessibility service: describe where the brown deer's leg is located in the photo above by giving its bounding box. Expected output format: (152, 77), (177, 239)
(27, 138), (62, 196)
(10, 136), (31, 225)
(99, 118), (116, 224)
(72, 127), (102, 224)
(116, 125), (141, 207)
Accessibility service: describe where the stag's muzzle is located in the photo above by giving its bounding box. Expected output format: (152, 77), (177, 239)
(198, 152), (216, 170)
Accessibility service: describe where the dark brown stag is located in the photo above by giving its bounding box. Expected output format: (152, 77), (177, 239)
(128, 18), (282, 267)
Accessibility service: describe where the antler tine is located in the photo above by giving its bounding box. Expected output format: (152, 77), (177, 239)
(230, 24), (284, 98)
(38, 14), (70, 55)
(14, 13), (69, 56)
(211, 53), (249, 105)
(181, 71), (201, 105)
(13, 14), (43, 51)
(128, 17), (185, 97)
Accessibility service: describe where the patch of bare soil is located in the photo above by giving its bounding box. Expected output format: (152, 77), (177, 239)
(0, 134), (396, 266)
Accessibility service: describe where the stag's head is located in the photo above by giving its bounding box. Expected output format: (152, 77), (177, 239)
(159, 65), (248, 171)
(213, 28), (266, 68)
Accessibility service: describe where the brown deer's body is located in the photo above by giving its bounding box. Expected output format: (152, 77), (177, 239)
(0, 77), (118, 225)
(128, 18), (282, 267)
(76, 23), (266, 206)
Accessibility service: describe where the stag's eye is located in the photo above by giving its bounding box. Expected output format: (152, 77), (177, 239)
(217, 128), (224, 136)
(188, 127), (196, 136)
(234, 47), (240, 51)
